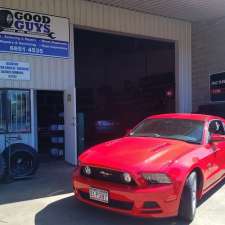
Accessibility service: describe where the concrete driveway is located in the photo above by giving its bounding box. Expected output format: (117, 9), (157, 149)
(1, 161), (225, 225)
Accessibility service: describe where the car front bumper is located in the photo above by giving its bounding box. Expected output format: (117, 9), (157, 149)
(73, 170), (181, 218)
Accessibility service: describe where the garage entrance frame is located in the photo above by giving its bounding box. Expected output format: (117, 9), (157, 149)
(0, 0), (192, 166)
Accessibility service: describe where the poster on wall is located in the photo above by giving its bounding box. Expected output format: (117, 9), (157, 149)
(0, 60), (30, 80)
(0, 8), (69, 58)
(210, 72), (225, 102)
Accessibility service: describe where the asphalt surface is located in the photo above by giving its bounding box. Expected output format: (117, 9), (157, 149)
(1, 161), (225, 225)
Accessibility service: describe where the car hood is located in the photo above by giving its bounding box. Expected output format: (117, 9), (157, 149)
(79, 137), (197, 172)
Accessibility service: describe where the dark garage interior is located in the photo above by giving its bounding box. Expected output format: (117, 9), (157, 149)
(74, 28), (175, 153)
(37, 91), (65, 160)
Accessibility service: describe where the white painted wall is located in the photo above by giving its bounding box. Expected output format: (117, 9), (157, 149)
(0, 0), (192, 164)
(0, 0), (192, 111)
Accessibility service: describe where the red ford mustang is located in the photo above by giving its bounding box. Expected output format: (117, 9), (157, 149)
(73, 113), (225, 222)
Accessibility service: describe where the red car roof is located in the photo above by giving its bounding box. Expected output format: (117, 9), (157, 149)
(148, 113), (223, 121)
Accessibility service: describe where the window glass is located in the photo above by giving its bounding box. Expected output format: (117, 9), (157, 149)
(7, 90), (31, 133)
(130, 118), (204, 144)
(0, 91), (6, 132)
(209, 120), (225, 135)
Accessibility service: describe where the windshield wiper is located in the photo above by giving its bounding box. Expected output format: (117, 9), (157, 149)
(166, 137), (199, 144)
(181, 140), (200, 144)
(149, 135), (200, 144)
(150, 133), (161, 138)
(130, 133), (161, 138)
(130, 134), (200, 144)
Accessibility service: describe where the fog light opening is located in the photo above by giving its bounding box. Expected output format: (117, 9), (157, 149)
(143, 201), (160, 209)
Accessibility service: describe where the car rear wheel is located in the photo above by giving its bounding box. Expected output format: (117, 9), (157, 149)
(179, 172), (197, 222)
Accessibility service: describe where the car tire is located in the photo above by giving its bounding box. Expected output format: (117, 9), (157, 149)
(0, 10), (14, 28)
(179, 172), (197, 222)
(3, 144), (39, 179)
(0, 154), (7, 181)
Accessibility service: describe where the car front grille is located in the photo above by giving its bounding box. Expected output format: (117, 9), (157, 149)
(78, 190), (134, 210)
(80, 166), (137, 186)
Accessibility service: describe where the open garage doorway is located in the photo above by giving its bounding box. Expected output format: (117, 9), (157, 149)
(37, 91), (65, 161)
(75, 29), (175, 154)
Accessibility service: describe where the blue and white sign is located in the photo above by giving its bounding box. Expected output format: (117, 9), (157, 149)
(0, 61), (30, 80)
(0, 8), (69, 58)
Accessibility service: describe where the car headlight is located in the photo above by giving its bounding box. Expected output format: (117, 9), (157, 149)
(142, 173), (172, 184)
(122, 172), (132, 183)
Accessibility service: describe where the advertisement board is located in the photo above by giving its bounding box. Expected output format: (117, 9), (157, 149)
(0, 8), (69, 58)
(0, 60), (30, 80)
(210, 72), (225, 102)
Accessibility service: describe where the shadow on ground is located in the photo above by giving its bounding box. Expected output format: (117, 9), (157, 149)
(0, 161), (74, 205)
(35, 196), (188, 225)
(3, 159), (225, 225)
(34, 172), (225, 225)
(198, 178), (225, 206)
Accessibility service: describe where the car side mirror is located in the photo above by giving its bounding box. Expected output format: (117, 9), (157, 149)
(210, 134), (225, 143)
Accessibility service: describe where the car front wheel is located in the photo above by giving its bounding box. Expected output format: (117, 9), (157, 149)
(179, 171), (197, 222)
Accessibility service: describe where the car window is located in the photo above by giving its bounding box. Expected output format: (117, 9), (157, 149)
(209, 120), (225, 135)
(129, 118), (204, 144)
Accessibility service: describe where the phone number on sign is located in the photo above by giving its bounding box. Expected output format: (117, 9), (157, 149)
(9, 45), (44, 54)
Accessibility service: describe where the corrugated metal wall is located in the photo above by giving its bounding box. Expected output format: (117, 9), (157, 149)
(86, 0), (225, 22)
(192, 19), (225, 111)
(0, 0), (191, 112)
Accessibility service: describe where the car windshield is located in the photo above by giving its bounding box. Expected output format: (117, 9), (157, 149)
(129, 118), (204, 144)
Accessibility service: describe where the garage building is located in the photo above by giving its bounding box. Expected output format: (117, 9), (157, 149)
(0, 0), (224, 167)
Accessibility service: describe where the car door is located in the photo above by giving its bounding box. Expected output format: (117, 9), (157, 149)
(206, 120), (225, 186)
